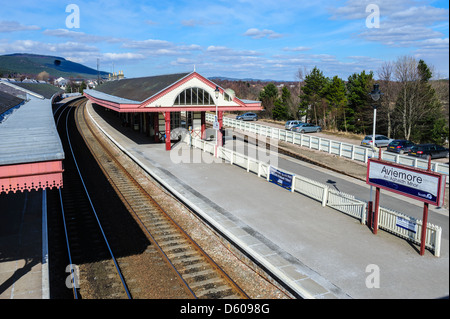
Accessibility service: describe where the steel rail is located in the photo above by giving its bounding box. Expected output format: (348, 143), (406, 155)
(64, 101), (132, 299)
(55, 99), (132, 299)
(77, 99), (249, 299)
(54, 103), (78, 299)
(75, 99), (196, 298)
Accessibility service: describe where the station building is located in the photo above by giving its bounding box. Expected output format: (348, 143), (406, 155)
(83, 71), (262, 150)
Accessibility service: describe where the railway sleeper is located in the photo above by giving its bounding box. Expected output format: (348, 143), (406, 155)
(164, 247), (195, 258)
(150, 229), (178, 237)
(179, 261), (211, 273)
(154, 235), (185, 244)
(184, 274), (222, 290)
(181, 267), (217, 280)
(160, 241), (192, 252)
(150, 225), (173, 233)
(199, 288), (239, 299)
(194, 283), (238, 299)
(170, 254), (205, 266)
(188, 277), (229, 291)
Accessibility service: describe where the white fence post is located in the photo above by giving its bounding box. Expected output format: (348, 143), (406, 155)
(434, 227), (442, 257)
(361, 202), (367, 225)
(322, 186), (329, 207)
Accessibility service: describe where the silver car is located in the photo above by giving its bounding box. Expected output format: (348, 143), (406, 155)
(285, 120), (303, 130)
(361, 135), (393, 148)
(236, 112), (258, 121)
(291, 123), (322, 133)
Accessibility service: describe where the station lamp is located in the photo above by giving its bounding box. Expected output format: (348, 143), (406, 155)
(368, 83), (383, 233)
(369, 83), (383, 149)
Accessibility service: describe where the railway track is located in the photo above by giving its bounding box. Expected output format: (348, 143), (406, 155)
(48, 99), (196, 299)
(70, 98), (249, 299)
(49, 99), (132, 299)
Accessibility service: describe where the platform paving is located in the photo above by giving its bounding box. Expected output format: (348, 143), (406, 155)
(1, 97), (447, 299)
(86, 101), (449, 299)
(0, 189), (47, 299)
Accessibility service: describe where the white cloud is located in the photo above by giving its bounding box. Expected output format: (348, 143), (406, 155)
(170, 57), (195, 66)
(0, 40), (98, 54)
(181, 19), (218, 27)
(102, 52), (145, 61)
(43, 29), (123, 43)
(243, 28), (283, 39)
(283, 46), (311, 52)
(206, 45), (261, 56)
(122, 39), (173, 50)
(0, 20), (40, 33)
(331, 1), (449, 48)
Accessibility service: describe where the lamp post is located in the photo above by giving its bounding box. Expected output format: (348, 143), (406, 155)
(369, 83), (382, 153)
(368, 83), (382, 234)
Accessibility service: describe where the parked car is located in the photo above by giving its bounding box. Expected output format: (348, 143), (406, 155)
(291, 123), (322, 133)
(408, 144), (449, 159)
(285, 120), (303, 130)
(386, 140), (415, 154)
(361, 135), (393, 148)
(236, 112), (258, 121)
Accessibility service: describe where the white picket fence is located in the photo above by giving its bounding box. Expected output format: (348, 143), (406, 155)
(206, 114), (449, 178)
(185, 134), (442, 257)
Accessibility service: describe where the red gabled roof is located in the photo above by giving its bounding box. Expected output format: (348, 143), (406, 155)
(84, 71), (262, 113)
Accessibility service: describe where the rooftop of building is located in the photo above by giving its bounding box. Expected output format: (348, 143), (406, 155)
(93, 72), (190, 102)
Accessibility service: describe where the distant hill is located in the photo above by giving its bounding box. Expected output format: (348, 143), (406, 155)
(209, 76), (284, 83)
(0, 53), (109, 79)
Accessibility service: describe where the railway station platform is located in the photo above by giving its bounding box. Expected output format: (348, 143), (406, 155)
(0, 88), (64, 299)
(85, 101), (449, 299)
(0, 189), (47, 299)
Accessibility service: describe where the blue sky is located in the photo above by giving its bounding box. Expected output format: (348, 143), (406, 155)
(0, 0), (448, 80)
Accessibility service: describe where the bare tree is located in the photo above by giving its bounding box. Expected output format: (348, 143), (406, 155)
(377, 61), (397, 138)
(37, 71), (50, 82)
(394, 56), (421, 140)
(294, 66), (308, 120)
(394, 56), (442, 142)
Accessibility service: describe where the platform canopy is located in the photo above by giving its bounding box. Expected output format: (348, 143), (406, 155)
(84, 71), (262, 113)
(0, 97), (64, 194)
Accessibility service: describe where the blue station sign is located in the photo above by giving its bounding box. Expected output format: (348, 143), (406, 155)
(268, 166), (294, 191)
(367, 159), (446, 206)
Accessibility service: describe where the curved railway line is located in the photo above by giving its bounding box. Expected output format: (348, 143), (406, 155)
(46, 97), (291, 299)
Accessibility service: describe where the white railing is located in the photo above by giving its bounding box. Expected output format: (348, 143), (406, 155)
(206, 114), (449, 178)
(184, 134), (442, 257)
(377, 207), (442, 255)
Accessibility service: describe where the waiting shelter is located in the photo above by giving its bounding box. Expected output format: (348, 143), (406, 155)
(83, 71), (262, 150)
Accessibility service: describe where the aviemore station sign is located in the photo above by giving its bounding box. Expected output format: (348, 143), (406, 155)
(367, 158), (446, 256)
(367, 158), (446, 207)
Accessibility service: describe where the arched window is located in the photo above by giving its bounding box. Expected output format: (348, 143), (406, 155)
(174, 87), (215, 105)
